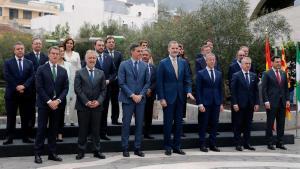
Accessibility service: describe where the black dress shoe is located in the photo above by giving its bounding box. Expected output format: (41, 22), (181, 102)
(181, 133), (186, 137)
(112, 121), (122, 125)
(76, 152), (85, 160)
(173, 149), (186, 155)
(235, 145), (243, 151)
(267, 144), (276, 150)
(276, 144), (287, 150)
(123, 150), (130, 157)
(56, 139), (63, 142)
(144, 135), (155, 139)
(200, 146), (208, 152)
(94, 152), (106, 159)
(165, 149), (172, 156)
(34, 155), (42, 164)
(244, 144), (255, 151)
(209, 146), (220, 152)
(48, 154), (62, 161)
(134, 150), (145, 157)
(23, 138), (34, 143)
(3, 138), (13, 145)
(100, 135), (111, 141)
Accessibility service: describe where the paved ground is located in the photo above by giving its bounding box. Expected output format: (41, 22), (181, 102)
(1, 132), (300, 169)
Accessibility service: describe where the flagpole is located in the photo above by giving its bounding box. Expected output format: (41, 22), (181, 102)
(296, 41), (300, 138)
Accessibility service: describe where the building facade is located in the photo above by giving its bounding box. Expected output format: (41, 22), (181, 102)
(0, 0), (59, 29)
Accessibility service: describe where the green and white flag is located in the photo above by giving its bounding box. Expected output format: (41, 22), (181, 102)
(296, 42), (300, 112)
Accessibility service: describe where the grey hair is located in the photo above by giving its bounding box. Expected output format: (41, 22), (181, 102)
(85, 50), (97, 59)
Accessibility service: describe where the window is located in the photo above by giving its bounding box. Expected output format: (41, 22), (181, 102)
(9, 8), (18, 20)
(39, 12), (42, 16)
(0, 7), (2, 16)
(23, 10), (32, 19)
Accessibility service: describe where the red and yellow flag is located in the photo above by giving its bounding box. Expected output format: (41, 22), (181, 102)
(265, 36), (272, 71)
(281, 46), (292, 121)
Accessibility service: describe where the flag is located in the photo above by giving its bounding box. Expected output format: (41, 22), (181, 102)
(296, 42), (300, 112)
(281, 46), (292, 120)
(265, 36), (272, 71)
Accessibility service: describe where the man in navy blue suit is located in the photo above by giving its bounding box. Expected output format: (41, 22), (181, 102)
(94, 39), (116, 140)
(141, 48), (156, 139)
(24, 38), (48, 136)
(104, 36), (123, 125)
(231, 57), (259, 151)
(157, 41), (194, 156)
(34, 46), (69, 164)
(195, 45), (221, 72)
(118, 44), (150, 157)
(196, 53), (223, 152)
(3, 42), (34, 145)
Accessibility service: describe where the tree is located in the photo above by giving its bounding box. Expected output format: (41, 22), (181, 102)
(44, 22), (70, 40)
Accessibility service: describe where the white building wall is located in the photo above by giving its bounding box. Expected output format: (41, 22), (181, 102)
(31, 0), (157, 37)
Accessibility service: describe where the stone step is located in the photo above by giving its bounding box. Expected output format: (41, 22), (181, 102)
(0, 122), (268, 139)
(0, 131), (294, 157)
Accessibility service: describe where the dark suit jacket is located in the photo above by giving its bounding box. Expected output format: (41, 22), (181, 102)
(35, 63), (69, 108)
(195, 56), (221, 73)
(82, 53), (116, 81)
(227, 60), (256, 87)
(118, 59), (150, 104)
(104, 49), (122, 70)
(156, 57), (192, 104)
(74, 68), (106, 112)
(148, 63), (156, 97)
(262, 69), (289, 107)
(24, 51), (48, 72)
(196, 69), (223, 106)
(231, 71), (259, 108)
(4, 57), (34, 99)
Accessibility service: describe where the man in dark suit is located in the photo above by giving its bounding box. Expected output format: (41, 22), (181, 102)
(262, 56), (290, 150)
(231, 57), (259, 151)
(196, 53), (223, 152)
(94, 39), (116, 140)
(34, 46), (69, 164)
(74, 50), (107, 160)
(195, 45), (221, 72)
(24, 38), (48, 136)
(141, 48), (156, 139)
(118, 44), (150, 157)
(157, 41), (194, 156)
(3, 42), (34, 145)
(104, 36), (123, 125)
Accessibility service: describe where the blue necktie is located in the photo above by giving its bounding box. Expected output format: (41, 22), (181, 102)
(210, 69), (214, 83)
(99, 56), (103, 68)
(89, 69), (94, 82)
(18, 59), (23, 76)
(245, 73), (250, 86)
(134, 61), (138, 80)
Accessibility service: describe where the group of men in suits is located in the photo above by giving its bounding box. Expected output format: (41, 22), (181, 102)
(3, 38), (48, 145)
(3, 38), (291, 162)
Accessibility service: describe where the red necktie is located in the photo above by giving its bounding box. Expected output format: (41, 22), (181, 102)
(275, 70), (281, 84)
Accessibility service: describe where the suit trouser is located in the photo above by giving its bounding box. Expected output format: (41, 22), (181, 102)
(110, 81), (120, 123)
(163, 97), (183, 150)
(28, 93), (36, 137)
(5, 96), (31, 139)
(233, 104), (254, 146)
(198, 104), (220, 147)
(77, 109), (101, 152)
(34, 107), (61, 155)
(144, 96), (155, 135)
(57, 102), (66, 135)
(121, 102), (145, 150)
(266, 104), (285, 145)
(100, 91), (110, 136)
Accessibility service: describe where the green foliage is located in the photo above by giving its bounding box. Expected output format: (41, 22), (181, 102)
(44, 22), (70, 41)
(79, 22), (102, 38)
(0, 32), (32, 79)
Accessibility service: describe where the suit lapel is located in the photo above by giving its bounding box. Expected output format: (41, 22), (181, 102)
(45, 63), (55, 83)
(177, 59), (182, 80)
(270, 70), (280, 86)
(166, 57), (177, 80)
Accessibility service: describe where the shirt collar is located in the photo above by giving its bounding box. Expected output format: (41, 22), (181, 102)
(206, 66), (214, 71)
(169, 55), (177, 61)
(86, 66), (95, 71)
(131, 58), (139, 64)
(272, 67), (280, 73)
(242, 70), (249, 74)
(49, 62), (57, 68)
(33, 51), (40, 55)
(15, 56), (24, 61)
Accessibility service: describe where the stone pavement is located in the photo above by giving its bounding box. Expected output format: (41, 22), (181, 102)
(0, 131), (300, 169)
